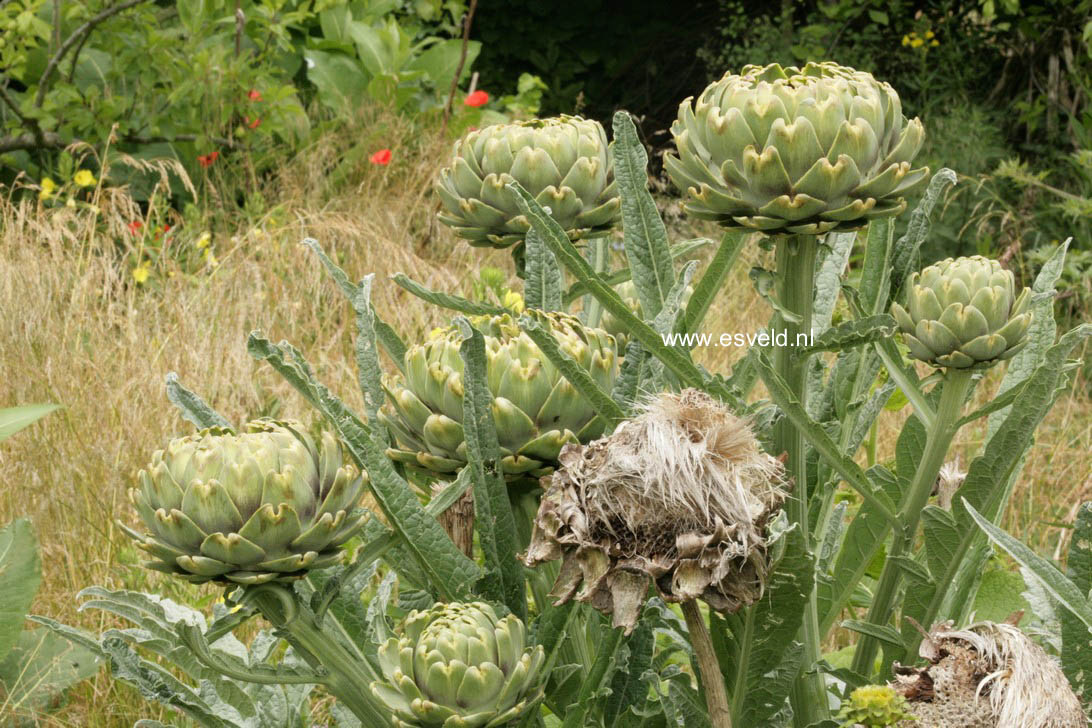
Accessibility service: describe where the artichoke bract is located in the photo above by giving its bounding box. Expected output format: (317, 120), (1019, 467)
(122, 420), (367, 585)
(435, 116), (621, 248)
(371, 602), (545, 728)
(891, 256), (1032, 369)
(665, 61), (928, 234)
(379, 312), (618, 480)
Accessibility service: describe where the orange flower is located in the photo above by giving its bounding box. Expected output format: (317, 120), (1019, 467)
(370, 148), (392, 165)
(127, 220), (143, 235)
(248, 89), (262, 101)
(198, 151), (219, 168)
(464, 90), (489, 107)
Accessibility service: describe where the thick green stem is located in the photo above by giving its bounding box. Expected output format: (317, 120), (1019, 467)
(682, 600), (733, 728)
(773, 235), (827, 725)
(559, 623), (625, 728)
(584, 236), (610, 328)
(248, 585), (385, 725)
(850, 368), (974, 677)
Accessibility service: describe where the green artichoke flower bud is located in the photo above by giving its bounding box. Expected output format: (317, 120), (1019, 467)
(121, 420), (367, 585)
(665, 62), (928, 234)
(836, 685), (914, 727)
(891, 256), (1032, 369)
(380, 312), (618, 480)
(371, 602), (545, 728)
(435, 116), (621, 249)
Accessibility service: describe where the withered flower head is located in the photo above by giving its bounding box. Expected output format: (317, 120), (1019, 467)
(522, 389), (786, 633)
(892, 621), (1084, 728)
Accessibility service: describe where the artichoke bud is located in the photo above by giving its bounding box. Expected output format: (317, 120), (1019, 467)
(371, 602), (545, 728)
(599, 280), (694, 349)
(380, 312), (618, 481)
(666, 61), (928, 234)
(121, 419), (368, 585)
(891, 256), (1032, 370)
(435, 116), (621, 249)
(522, 389), (787, 633)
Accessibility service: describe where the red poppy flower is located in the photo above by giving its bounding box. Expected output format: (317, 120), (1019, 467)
(370, 148), (392, 165)
(127, 220), (143, 235)
(248, 89), (262, 101)
(464, 90), (489, 107)
(245, 116), (261, 129)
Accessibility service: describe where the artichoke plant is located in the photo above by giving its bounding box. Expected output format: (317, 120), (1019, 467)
(371, 601), (545, 728)
(524, 389), (786, 633)
(665, 61), (928, 234)
(380, 312), (618, 480)
(435, 116), (621, 249)
(891, 256), (1032, 369)
(121, 420), (367, 585)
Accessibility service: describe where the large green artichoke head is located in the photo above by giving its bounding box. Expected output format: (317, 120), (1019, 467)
(665, 61), (928, 234)
(435, 116), (621, 249)
(371, 601), (545, 728)
(122, 420), (367, 585)
(380, 312), (618, 480)
(891, 256), (1032, 370)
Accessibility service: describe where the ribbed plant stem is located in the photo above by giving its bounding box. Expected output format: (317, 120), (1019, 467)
(682, 600), (733, 728)
(774, 234), (826, 725)
(249, 587), (384, 724)
(559, 623), (624, 728)
(850, 367), (974, 677)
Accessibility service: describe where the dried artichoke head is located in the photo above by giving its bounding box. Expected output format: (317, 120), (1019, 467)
(522, 389), (786, 633)
(891, 621), (1084, 728)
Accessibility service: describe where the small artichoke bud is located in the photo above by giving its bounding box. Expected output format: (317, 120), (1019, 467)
(523, 389), (786, 633)
(371, 602), (545, 728)
(379, 312), (618, 481)
(121, 420), (368, 585)
(835, 685), (914, 727)
(891, 621), (1084, 727)
(665, 61), (928, 234)
(598, 280), (694, 349)
(435, 116), (621, 249)
(891, 256), (1032, 370)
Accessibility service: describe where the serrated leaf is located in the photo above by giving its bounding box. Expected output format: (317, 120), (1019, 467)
(1062, 502), (1092, 698)
(812, 231), (855, 333)
(389, 273), (507, 316)
(455, 318), (526, 619)
(890, 169), (957, 296)
(525, 226), (562, 311)
(0, 518), (40, 663)
(798, 315), (897, 355)
(965, 499), (1092, 630)
(971, 568), (1029, 624)
(840, 620), (903, 647)
(613, 111), (674, 320)
(0, 404), (60, 442)
(165, 374), (231, 430)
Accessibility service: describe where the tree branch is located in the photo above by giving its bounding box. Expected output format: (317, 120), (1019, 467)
(35, 0), (153, 107)
(441, 0), (478, 134)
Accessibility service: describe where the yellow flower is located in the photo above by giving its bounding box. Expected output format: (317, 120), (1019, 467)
(428, 327), (445, 340)
(924, 29), (935, 39)
(196, 231), (212, 249)
(203, 249), (219, 267)
(931, 39), (939, 46)
(910, 37), (925, 48)
(65, 197), (76, 208)
(39, 177), (57, 200)
(73, 169), (97, 187)
(132, 264), (151, 285)
(502, 290), (525, 314)
(901, 34), (911, 46)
